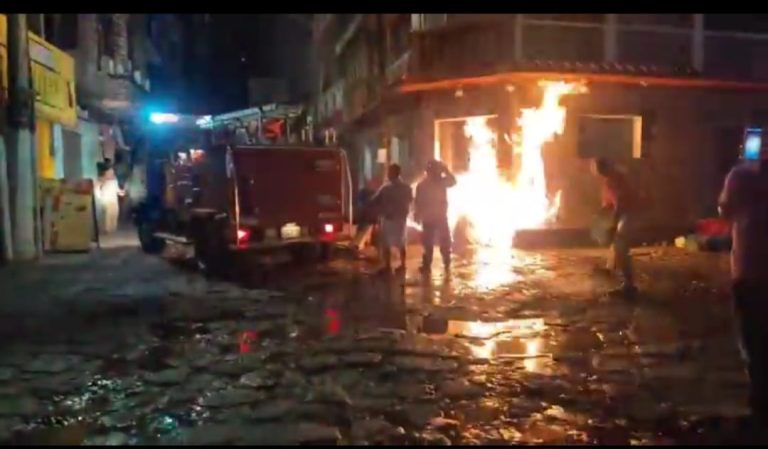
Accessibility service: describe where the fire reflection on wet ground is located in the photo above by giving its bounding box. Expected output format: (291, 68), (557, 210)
(0, 245), (757, 445)
(420, 315), (549, 370)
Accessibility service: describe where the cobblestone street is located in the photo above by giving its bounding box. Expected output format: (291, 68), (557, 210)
(0, 242), (757, 445)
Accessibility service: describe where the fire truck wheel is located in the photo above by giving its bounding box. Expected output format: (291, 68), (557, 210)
(192, 218), (230, 278)
(195, 240), (230, 278)
(319, 243), (334, 262)
(138, 221), (166, 254)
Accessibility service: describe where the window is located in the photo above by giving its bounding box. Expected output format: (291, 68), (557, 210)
(97, 14), (115, 71)
(58, 14), (79, 50)
(127, 15), (139, 65)
(43, 15), (56, 42)
(577, 115), (643, 159)
(27, 14), (43, 36)
(411, 14), (423, 31)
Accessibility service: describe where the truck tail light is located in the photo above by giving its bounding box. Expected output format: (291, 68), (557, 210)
(323, 223), (334, 234)
(237, 228), (251, 243)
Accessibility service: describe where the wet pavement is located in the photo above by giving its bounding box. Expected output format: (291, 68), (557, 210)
(0, 242), (761, 445)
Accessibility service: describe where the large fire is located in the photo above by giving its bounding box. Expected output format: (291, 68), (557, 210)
(445, 80), (586, 250)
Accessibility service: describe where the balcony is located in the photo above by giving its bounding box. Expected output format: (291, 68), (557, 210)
(410, 16), (610, 82)
(411, 19), (517, 81)
(407, 14), (768, 84)
(704, 32), (768, 81)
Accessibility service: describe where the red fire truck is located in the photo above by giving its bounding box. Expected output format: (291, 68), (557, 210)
(133, 106), (353, 275)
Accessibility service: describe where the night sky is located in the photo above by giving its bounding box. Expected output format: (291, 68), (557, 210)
(183, 14), (313, 114)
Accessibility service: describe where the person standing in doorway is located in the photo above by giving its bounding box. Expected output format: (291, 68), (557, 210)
(591, 157), (639, 297)
(414, 160), (456, 275)
(97, 159), (124, 234)
(369, 163), (413, 274)
(719, 146), (768, 426)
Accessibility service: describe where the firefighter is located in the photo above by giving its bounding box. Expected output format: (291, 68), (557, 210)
(368, 163), (413, 274)
(719, 145), (768, 425)
(414, 160), (456, 275)
(591, 157), (638, 297)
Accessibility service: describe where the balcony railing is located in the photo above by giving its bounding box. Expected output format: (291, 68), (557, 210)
(407, 14), (768, 83)
(411, 19), (517, 81)
(313, 14), (768, 129)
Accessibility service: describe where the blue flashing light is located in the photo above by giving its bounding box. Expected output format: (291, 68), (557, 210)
(149, 112), (180, 124)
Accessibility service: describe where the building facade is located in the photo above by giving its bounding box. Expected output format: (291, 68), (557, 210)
(5, 14), (184, 182)
(312, 14), (768, 236)
(1, 14), (186, 260)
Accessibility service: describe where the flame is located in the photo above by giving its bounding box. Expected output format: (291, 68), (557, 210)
(446, 81), (586, 252)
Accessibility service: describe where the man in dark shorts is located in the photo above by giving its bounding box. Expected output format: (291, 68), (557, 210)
(591, 157), (639, 297)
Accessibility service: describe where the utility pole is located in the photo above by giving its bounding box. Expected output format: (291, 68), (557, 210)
(0, 130), (11, 262)
(6, 14), (38, 260)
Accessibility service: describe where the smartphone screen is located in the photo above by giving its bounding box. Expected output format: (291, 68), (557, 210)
(744, 128), (762, 161)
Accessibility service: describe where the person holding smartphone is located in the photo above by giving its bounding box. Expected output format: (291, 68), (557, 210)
(719, 134), (768, 424)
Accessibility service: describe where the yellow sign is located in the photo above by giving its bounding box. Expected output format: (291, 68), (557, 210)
(0, 15), (78, 128)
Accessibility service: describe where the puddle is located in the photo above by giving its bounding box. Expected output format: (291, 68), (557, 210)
(6, 421), (92, 445)
(419, 315), (551, 369)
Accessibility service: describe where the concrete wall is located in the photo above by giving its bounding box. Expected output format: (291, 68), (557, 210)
(0, 136), (12, 262)
(77, 120), (101, 181)
(554, 85), (768, 230)
(52, 124), (65, 179)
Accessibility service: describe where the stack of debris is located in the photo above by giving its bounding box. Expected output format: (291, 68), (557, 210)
(675, 218), (731, 252)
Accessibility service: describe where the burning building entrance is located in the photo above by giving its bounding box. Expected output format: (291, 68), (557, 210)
(429, 80), (587, 254)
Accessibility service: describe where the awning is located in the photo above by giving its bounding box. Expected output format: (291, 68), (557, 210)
(398, 71), (768, 93)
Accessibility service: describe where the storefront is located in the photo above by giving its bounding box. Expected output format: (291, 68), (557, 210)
(1, 15), (81, 254)
(1, 15), (78, 181)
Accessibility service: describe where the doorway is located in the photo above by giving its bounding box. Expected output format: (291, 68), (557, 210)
(433, 115), (498, 174)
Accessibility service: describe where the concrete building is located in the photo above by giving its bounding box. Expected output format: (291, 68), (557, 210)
(1, 14), (185, 260)
(9, 14), (183, 182)
(311, 14), (768, 237)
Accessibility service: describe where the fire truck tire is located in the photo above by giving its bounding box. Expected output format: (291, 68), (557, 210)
(319, 243), (334, 262)
(192, 218), (230, 278)
(195, 241), (231, 278)
(138, 221), (166, 254)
